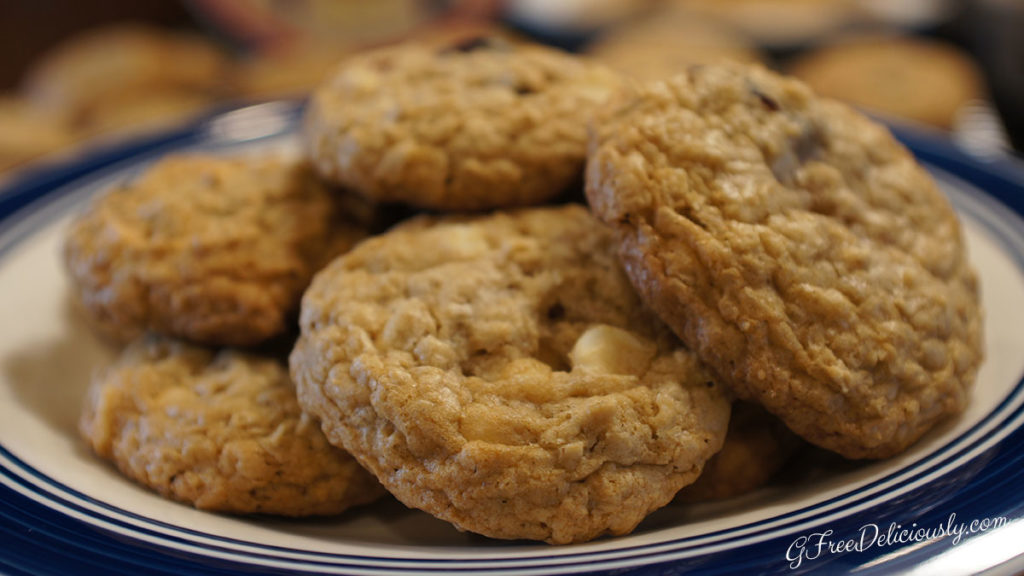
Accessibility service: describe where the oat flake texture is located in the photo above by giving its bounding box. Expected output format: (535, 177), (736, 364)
(80, 337), (385, 516)
(303, 40), (621, 211)
(64, 155), (365, 346)
(291, 205), (731, 543)
(586, 64), (983, 459)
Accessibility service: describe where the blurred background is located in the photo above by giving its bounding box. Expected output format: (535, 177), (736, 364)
(1, 0), (1022, 178)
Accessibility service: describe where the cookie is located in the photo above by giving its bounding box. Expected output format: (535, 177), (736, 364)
(22, 24), (228, 118)
(75, 88), (215, 139)
(677, 402), (800, 502)
(675, 0), (864, 48)
(80, 336), (385, 516)
(231, 42), (353, 100)
(586, 11), (762, 83)
(788, 36), (983, 129)
(291, 204), (731, 544)
(64, 154), (365, 347)
(0, 95), (75, 173)
(303, 39), (622, 211)
(586, 64), (982, 459)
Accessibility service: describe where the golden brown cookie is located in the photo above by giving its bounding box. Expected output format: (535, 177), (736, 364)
(677, 402), (801, 502)
(22, 24), (228, 118)
(674, 0), (864, 47)
(80, 336), (385, 516)
(586, 11), (762, 83)
(303, 40), (622, 211)
(788, 36), (983, 128)
(586, 63), (982, 459)
(64, 155), (365, 347)
(0, 95), (75, 172)
(231, 42), (353, 100)
(291, 205), (731, 544)
(75, 88), (215, 139)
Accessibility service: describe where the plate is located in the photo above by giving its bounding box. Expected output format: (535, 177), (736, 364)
(1, 101), (1023, 576)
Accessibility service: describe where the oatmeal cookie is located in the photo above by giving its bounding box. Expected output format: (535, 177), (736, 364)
(677, 402), (800, 502)
(22, 24), (227, 118)
(74, 88), (215, 139)
(231, 42), (354, 100)
(0, 95), (74, 173)
(586, 64), (982, 459)
(64, 154), (366, 346)
(789, 36), (983, 129)
(303, 39), (621, 211)
(675, 0), (864, 48)
(80, 336), (384, 516)
(291, 205), (731, 543)
(586, 11), (762, 83)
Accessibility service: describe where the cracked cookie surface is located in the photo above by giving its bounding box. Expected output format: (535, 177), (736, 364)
(64, 154), (365, 346)
(586, 63), (982, 459)
(80, 336), (384, 516)
(303, 40), (621, 211)
(291, 204), (730, 543)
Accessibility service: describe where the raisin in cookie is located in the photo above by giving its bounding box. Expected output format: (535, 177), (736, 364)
(677, 402), (800, 502)
(64, 154), (366, 346)
(291, 205), (731, 544)
(303, 39), (621, 211)
(80, 336), (384, 516)
(586, 63), (982, 459)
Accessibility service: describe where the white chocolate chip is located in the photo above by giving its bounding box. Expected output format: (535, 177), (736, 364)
(569, 324), (656, 375)
(442, 224), (490, 259)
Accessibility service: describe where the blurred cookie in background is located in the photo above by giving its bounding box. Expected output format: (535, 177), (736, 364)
(673, 0), (865, 49)
(3, 24), (229, 174)
(19, 23), (228, 141)
(0, 95), (75, 174)
(585, 11), (762, 82)
(21, 24), (229, 114)
(74, 88), (217, 138)
(788, 35), (984, 129)
(231, 41), (354, 100)
(192, 0), (436, 49)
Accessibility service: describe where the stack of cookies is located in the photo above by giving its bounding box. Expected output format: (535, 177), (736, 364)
(68, 154), (388, 516)
(64, 36), (982, 545)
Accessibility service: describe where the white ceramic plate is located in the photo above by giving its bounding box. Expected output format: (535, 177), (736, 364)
(1, 102), (1023, 575)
